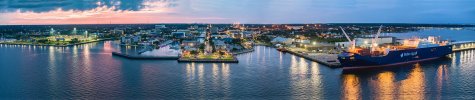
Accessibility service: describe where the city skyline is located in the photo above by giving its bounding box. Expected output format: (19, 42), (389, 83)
(1, 0), (475, 25)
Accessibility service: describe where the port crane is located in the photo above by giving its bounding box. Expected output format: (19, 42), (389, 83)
(339, 26), (356, 52)
(339, 25), (383, 53)
(371, 25), (383, 53)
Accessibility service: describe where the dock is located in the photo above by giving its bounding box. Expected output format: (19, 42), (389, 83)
(113, 51), (239, 63)
(282, 41), (475, 68)
(177, 58), (239, 63)
(231, 49), (255, 55)
(452, 41), (475, 52)
(0, 38), (114, 47)
(112, 52), (179, 60)
(285, 49), (341, 68)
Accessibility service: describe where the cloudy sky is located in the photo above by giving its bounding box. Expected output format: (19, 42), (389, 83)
(0, 0), (474, 25)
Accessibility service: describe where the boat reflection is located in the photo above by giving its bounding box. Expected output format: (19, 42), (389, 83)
(341, 74), (361, 100)
(341, 63), (428, 100)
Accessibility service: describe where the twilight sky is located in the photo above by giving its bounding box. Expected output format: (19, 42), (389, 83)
(0, 0), (474, 25)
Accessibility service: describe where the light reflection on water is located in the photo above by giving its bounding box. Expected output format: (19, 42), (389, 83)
(0, 41), (475, 99)
(340, 49), (475, 100)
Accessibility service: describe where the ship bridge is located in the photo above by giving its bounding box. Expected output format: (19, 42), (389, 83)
(452, 41), (475, 52)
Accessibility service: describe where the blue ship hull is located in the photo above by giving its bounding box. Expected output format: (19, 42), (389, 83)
(338, 45), (453, 70)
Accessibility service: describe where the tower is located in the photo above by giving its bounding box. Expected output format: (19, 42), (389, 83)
(50, 28), (55, 35)
(85, 30), (89, 38)
(72, 28), (77, 35)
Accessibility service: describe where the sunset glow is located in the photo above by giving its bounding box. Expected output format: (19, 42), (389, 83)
(1, 0), (474, 25)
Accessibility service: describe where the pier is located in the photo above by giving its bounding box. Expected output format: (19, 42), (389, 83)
(282, 41), (475, 68)
(452, 41), (475, 52)
(177, 58), (239, 63)
(112, 52), (179, 60)
(0, 38), (114, 47)
(285, 48), (341, 68)
(231, 49), (255, 55)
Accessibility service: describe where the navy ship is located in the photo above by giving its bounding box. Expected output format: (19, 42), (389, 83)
(337, 26), (452, 70)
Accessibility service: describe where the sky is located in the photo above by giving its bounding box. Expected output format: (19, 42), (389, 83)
(0, 0), (474, 25)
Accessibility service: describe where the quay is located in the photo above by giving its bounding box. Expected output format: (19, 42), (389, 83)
(231, 49), (255, 55)
(112, 52), (179, 60)
(280, 41), (475, 68)
(0, 38), (114, 47)
(177, 58), (239, 63)
(284, 49), (341, 68)
(113, 52), (239, 63)
(452, 41), (475, 52)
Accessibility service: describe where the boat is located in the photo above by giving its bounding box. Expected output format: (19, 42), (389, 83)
(337, 26), (452, 70)
(276, 48), (287, 52)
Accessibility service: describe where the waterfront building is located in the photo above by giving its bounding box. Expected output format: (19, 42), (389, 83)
(181, 40), (200, 51)
(271, 37), (293, 45)
(213, 40), (227, 51)
(120, 35), (141, 44)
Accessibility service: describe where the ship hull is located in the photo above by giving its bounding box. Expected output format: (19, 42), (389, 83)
(338, 45), (452, 70)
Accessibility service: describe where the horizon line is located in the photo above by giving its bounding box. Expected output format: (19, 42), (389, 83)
(1, 22), (474, 26)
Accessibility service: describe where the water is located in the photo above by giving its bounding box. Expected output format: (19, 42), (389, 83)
(387, 28), (475, 41)
(1, 33), (475, 99)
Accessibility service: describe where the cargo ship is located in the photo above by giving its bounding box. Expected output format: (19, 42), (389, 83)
(337, 26), (452, 70)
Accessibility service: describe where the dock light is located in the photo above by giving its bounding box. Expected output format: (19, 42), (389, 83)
(312, 42), (317, 45)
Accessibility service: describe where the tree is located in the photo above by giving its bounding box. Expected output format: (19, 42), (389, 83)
(219, 51), (225, 56)
(232, 39), (241, 44)
(70, 38), (80, 43)
(190, 50), (198, 55)
(199, 44), (205, 51)
(231, 48), (238, 52)
(37, 39), (49, 44)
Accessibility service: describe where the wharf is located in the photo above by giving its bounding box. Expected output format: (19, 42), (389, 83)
(452, 41), (475, 52)
(112, 52), (179, 60)
(0, 38), (114, 47)
(277, 41), (475, 68)
(177, 58), (239, 63)
(285, 49), (341, 68)
(231, 49), (255, 55)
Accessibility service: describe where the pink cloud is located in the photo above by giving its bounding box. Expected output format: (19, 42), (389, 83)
(0, 1), (231, 25)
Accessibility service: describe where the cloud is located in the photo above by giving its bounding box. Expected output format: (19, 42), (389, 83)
(1, 0), (474, 24)
(0, 0), (180, 13)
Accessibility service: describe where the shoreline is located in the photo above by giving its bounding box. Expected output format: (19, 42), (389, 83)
(0, 38), (115, 47)
(112, 51), (239, 63)
(177, 57), (239, 63)
(112, 52), (179, 60)
(284, 50), (341, 68)
(231, 49), (255, 55)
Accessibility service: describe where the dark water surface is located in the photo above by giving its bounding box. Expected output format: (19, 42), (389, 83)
(1, 40), (475, 99)
(387, 28), (475, 41)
